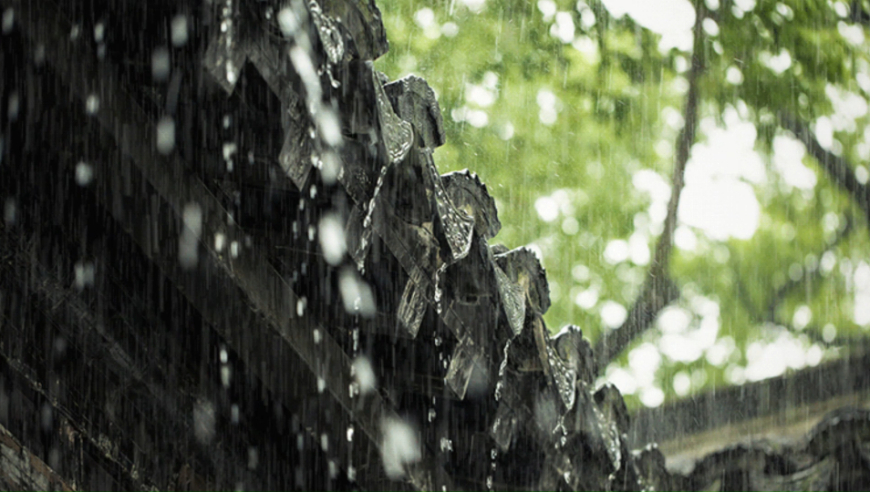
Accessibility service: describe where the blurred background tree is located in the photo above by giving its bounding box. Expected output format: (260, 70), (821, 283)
(374, 0), (870, 409)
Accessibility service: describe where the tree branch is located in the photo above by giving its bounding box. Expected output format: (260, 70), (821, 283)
(593, 2), (706, 369)
(778, 113), (870, 225)
(850, 0), (870, 26)
(732, 215), (856, 348)
(765, 216), (854, 321)
(590, 0), (611, 83)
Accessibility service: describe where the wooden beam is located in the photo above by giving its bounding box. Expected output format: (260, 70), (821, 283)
(0, 216), (264, 490)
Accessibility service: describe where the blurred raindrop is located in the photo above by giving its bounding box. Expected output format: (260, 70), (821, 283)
(75, 161), (93, 186)
(339, 268), (376, 317)
(85, 94), (100, 115)
(1, 8), (13, 34)
(74, 261), (95, 289)
(152, 47), (170, 81)
(7, 91), (19, 121)
(179, 203), (202, 269)
(93, 21), (104, 42)
(3, 197), (15, 226)
(171, 14), (189, 46)
(156, 117), (176, 155)
(193, 400), (216, 444)
(40, 402), (53, 431)
(318, 213), (346, 265)
(380, 417), (421, 479)
(352, 356), (376, 395)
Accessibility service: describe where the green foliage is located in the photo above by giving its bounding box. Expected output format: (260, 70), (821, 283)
(374, 0), (870, 408)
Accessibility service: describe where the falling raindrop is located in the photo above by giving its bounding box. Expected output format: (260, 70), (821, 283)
(1, 8), (13, 34)
(320, 151), (341, 184)
(356, 164), (391, 272)
(93, 22), (104, 42)
(40, 403), (53, 430)
(75, 162), (93, 186)
(440, 437), (453, 453)
(156, 117), (175, 154)
(85, 94), (100, 115)
(179, 203), (202, 269)
(352, 356), (376, 395)
(171, 14), (188, 46)
(277, 7), (298, 36)
(4, 198), (16, 226)
(7, 91), (19, 121)
(316, 108), (342, 147)
(152, 47), (170, 81)
(74, 261), (95, 289)
(221, 365), (232, 388)
(222, 142), (237, 161)
(53, 337), (67, 358)
(226, 60), (237, 84)
(381, 417), (421, 479)
(433, 264), (447, 314)
(339, 268), (376, 317)
(193, 400), (216, 444)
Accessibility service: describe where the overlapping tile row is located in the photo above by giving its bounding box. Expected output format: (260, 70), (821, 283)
(2, 0), (869, 490)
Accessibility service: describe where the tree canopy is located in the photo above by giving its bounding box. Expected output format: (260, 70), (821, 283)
(374, 0), (870, 409)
